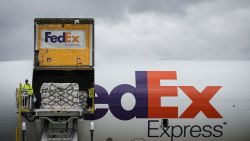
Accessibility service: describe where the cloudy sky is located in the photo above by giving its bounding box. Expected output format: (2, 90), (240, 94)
(0, 0), (249, 61)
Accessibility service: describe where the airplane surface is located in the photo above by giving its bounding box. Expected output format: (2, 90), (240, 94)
(0, 59), (249, 141)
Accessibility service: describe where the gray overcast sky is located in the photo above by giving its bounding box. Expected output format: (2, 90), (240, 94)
(0, 0), (249, 61)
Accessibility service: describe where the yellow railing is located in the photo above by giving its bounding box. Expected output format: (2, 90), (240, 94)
(16, 83), (22, 141)
(88, 87), (95, 114)
(16, 83), (30, 141)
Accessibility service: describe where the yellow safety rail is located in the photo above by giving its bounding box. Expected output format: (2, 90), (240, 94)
(16, 83), (30, 141)
(88, 87), (95, 113)
(16, 83), (22, 141)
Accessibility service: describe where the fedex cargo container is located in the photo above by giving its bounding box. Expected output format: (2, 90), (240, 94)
(34, 18), (94, 67)
(32, 18), (94, 111)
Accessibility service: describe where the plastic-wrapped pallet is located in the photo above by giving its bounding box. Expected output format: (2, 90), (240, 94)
(40, 83), (81, 109)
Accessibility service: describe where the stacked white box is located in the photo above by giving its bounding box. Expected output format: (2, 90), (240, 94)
(40, 83), (82, 109)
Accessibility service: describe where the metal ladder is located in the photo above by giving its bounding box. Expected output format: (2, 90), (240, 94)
(41, 120), (78, 141)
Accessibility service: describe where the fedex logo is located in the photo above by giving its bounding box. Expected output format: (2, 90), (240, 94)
(86, 71), (222, 120)
(45, 32), (79, 43)
(41, 30), (85, 48)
